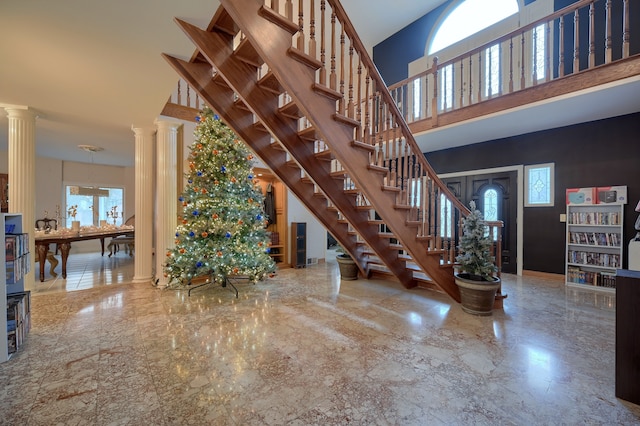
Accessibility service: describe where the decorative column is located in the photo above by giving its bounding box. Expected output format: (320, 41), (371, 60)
(5, 106), (37, 291)
(131, 126), (156, 284)
(154, 119), (181, 287)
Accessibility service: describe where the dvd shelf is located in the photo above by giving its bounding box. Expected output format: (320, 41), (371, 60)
(565, 204), (623, 292)
(1, 213), (31, 363)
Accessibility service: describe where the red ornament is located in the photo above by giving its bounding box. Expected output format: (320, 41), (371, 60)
(201, 231), (208, 238)
(179, 248), (186, 254)
(217, 251), (223, 257)
(233, 267), (239, 274)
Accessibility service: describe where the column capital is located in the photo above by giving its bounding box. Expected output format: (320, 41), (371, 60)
(3, 105), (38, 120)
(131, 125), (156, 137)
(154, 118), (182, 132)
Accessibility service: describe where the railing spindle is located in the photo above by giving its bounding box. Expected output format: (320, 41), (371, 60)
(308, 0), (316, 57)
(589, 3), (596, 68)
(605, 0), (613, 63)
(559, 15), (565, 77)
(622, 0), (630, 58)
(509, 37), (514, 92)
(319, 0), (326, 85)
(573, 9), (580, 72)
(297, 0), (304, 51)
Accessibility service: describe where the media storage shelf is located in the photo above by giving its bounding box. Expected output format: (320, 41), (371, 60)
(1, 213), (31, 362)
(565, 204), (623, 293)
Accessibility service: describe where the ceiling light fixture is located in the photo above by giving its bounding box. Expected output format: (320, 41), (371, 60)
(78, 144), (104, 152)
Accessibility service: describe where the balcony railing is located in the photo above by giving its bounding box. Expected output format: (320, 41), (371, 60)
(388, 0), (636, 127)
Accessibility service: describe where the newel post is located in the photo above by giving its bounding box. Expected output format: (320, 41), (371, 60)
(431, 57), (439, 127)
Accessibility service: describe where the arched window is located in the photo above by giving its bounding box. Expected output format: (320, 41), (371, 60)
(429, 0), (519, 55)
(482, 187), (499, 240)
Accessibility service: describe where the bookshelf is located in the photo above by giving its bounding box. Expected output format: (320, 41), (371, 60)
(1, 213), (31, 362)
(566, 204), (623, 292)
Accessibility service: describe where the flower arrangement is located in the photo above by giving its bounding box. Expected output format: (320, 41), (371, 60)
(68, 205), (78, 219)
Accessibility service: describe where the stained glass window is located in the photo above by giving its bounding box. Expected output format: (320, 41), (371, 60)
(483, 188), (498, 240)
(525, 163), (554, 207)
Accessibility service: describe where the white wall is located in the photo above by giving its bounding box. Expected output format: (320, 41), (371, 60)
(1, 151), (136, 254)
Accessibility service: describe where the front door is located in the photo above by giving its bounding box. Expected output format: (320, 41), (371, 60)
(442, 171), (517, 274)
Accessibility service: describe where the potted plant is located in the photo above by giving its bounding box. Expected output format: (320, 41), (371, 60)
(454, 200), (501, 315)
(336, 245), (358, 280)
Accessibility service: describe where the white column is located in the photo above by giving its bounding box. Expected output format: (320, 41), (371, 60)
(154, 119), (181, 287)
(131, 126), (156, 284)
(5, 107), (37, 291)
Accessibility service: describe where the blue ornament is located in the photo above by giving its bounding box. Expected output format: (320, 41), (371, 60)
(193, 210), (199, 216)
(266, 247), (271, 253)
(175, 232), (180, 237)
(197, 171), (203, 177)
(225, 232), (231, 238)
(221, 166), (226, 173)
(214, 114), (220, 120)
(196, 116), (201, 122)
(189, 231), (195, 237)
(256, 214), (263, 221)
(196, 261), (203, 268)
(248, 174), (253, 180)
(188, 179), (193, 184)
(179, 196), (184, 202)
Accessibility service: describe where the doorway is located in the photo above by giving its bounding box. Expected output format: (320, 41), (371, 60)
(442, 171), (518, 274)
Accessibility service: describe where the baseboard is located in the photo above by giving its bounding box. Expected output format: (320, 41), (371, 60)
(522, 270), (565, 281)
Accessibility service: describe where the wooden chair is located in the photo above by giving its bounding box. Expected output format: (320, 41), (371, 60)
(108, 215), (135, 257)
(35, 218), (59, 277)
(35, 217), (57, 232)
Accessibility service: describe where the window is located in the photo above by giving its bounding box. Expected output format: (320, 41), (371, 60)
(65, 185), (124, 227)
(485, 44), (501, 97)
(483, 188), (499, 240)
(429, 0), (519, 54)
(440, 64), (454, 110)
(532, 24), (546, 81)
(525, 163), (554, 207)
(440, 193), (453, 238)
(412, 77), (422, 120)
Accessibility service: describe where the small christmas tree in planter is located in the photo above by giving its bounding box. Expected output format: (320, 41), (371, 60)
(163, 106), (275, 293)
(454, 200), (500, 315)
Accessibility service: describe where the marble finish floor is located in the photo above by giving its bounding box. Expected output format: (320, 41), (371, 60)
(2, 252), (640, 425)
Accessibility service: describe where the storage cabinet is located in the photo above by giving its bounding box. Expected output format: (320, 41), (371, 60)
(615, 269), (640, 405)
(1, 213), (31, 362)
(565, 204), (623, 292)
(291, 222), (306, 268)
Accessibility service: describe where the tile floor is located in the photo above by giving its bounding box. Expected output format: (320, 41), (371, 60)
(2, 251), (640, 425)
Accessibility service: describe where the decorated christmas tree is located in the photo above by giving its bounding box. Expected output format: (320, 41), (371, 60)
(163, 106), (275, 287)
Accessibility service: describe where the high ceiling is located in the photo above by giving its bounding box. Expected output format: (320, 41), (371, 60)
(1, 0), (638, 167)
(0, 0), (447, 167)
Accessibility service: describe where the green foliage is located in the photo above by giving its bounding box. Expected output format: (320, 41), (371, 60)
(455, 200), (498, 280)
(163, 106), (275, 286)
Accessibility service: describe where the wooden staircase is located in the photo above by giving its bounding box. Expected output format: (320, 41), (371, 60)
(162, 0), (505, 304)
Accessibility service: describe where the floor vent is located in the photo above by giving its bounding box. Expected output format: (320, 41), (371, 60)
(307, 257), (318, 265)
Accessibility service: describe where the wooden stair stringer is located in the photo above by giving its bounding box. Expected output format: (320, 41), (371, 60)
(162, 55), (364, 271)
(218, 0), (460, 297)
(172, 14), (414, 287)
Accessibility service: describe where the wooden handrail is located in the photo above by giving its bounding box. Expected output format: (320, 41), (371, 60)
(388, 0), (636, 125)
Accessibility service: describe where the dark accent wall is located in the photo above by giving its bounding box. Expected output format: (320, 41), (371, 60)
(373, 1), (454, 85)
(425, 112), (640, 274)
